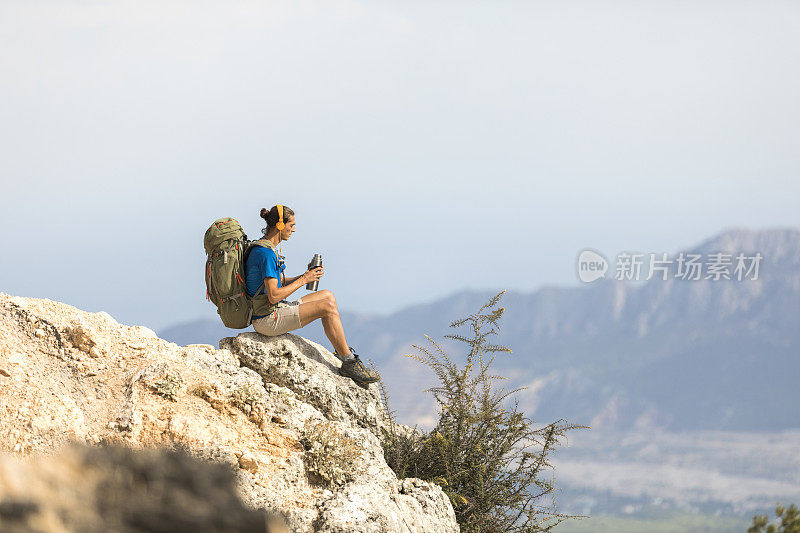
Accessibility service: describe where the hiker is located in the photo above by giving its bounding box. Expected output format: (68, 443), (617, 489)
(244, 204), (380, 385)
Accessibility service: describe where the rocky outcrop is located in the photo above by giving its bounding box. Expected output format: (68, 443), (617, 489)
(0, 293), (458, 533)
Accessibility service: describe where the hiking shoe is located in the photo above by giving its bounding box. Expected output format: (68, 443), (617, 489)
(335, 346), (380, 384)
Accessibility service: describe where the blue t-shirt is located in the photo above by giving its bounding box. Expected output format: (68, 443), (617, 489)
(245, 245), (285, 319)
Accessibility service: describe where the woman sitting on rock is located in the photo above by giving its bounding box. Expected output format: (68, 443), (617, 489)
(244, 204), (380, 385)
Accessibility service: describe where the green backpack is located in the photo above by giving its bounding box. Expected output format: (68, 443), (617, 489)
(204, 217), (277, 329)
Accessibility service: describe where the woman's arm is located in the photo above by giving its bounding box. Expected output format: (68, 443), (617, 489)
(265, 276), (306, 305)
(266, 265), (323, 304)
(282, 273), (304, 286)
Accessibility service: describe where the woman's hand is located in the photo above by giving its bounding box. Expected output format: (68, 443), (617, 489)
(302, 266), (324, 284)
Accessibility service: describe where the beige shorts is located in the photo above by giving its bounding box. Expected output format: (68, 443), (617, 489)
(252, 300), (302, 336)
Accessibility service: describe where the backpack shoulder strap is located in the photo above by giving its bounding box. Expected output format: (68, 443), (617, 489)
(246, 240), (274, 298)
(249, 239), (284, 261)
(251, 239), (273, 249)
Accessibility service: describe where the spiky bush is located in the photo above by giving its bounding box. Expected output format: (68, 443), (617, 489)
(380, 290), (590, 532)
(749, 502), (800, 533)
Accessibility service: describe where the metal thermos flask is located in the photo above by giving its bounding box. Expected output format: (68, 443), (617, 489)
(306, 254), (322, 291)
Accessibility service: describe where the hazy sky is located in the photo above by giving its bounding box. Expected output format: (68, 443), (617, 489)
(2, 1), (799, 330)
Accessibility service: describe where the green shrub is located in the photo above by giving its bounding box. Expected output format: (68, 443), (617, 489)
(380, 290), (590, 532)
(750, 503), (800, 533)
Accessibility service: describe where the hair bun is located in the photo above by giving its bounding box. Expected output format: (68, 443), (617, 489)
(260, 207), (269, 220)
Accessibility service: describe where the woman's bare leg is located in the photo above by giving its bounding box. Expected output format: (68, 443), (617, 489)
(298, 290), (331, 305)
(297, 290), (350, 359)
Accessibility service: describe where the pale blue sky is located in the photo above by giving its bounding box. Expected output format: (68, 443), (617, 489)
(2, 1), (799, 330)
